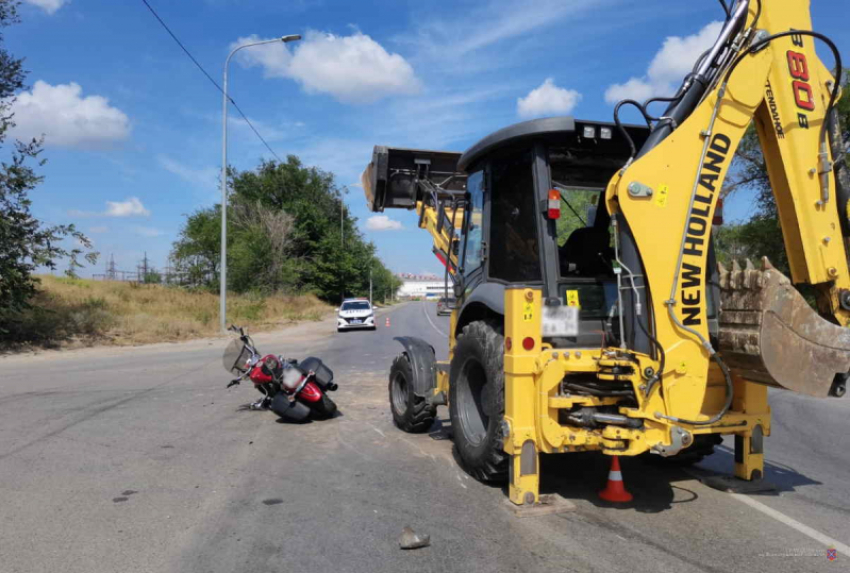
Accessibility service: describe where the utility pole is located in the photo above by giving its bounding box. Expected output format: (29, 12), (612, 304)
(369, 268), (373, 306)
(340, 200), (345, 247)
(106, 254), (117, 281)
(340, 200), (346, 304)
(220, 34), (301, 332)
(142, 252), (149, 283)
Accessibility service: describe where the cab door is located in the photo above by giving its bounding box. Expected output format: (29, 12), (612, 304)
(458, 168), (487, 298)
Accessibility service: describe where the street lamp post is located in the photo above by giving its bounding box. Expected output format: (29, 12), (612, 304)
(339, 200), (345, 304)
(220, 34), (301, 332)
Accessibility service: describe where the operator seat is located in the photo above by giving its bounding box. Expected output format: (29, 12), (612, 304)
(559, 227), (614, 277)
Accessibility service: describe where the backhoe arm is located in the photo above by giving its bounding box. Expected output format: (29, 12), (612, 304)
(606, 0), (848, 411)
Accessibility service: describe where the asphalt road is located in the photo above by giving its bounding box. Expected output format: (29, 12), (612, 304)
(1, 301), (847, 572)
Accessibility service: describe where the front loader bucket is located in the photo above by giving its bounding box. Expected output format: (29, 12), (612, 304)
(718, 258), (850, 398)
(361, 146), (464, 212)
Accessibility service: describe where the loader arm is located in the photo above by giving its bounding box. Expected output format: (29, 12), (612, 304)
(606, 0), (849, 414)
(361, 146), (466, 277)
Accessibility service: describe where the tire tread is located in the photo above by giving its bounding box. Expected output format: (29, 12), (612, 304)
(389, 354), (437, 434)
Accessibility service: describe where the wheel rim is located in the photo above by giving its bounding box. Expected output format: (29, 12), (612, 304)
(391, 370), (409, 415)
(456, 358), (489, 446)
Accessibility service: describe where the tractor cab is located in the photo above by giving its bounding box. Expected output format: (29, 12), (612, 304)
(362, 116), (650, 347)
(455, 117), (649, 347)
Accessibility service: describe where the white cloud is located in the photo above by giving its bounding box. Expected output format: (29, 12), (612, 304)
(232, 31), (420, 104)
(604, 21), (723, 104)
(105, 197), (150, 217)
(88, 226), (109, 234)
(10, 81), (130, 148)
(517, 78), (581, 118)
(23, 0), (69, 14)
(366, 215), (403, 231)
(406, 0), (605, 70)
(69, 197), (150, 218)
(158, 155), (218, 188)
(133, 226), (165, 238)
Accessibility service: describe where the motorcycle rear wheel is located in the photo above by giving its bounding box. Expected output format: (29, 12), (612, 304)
(307, 394), (337, 420)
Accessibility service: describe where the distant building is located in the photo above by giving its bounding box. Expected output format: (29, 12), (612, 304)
(396, 273), (450, 299)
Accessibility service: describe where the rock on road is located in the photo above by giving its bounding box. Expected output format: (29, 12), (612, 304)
(1, 301), (847, 572)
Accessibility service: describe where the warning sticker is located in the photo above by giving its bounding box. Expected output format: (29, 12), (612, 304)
(566, 290), (581, 308)
(523, 301), (534, 322)
(656, 184), (669, 208)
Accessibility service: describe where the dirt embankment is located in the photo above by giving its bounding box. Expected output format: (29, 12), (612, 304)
(2, 276), (333, 351)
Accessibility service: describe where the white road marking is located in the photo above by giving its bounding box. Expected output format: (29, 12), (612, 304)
(686, 469), (850, 553)
(728, 492), (850, 553)
(421, 302), (448, 338)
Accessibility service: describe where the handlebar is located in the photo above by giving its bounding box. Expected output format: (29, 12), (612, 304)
(227, 378), (241, 388)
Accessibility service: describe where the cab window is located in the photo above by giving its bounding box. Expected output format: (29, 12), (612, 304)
(488, 150), (541, 282)
(461, 170), (485, 274)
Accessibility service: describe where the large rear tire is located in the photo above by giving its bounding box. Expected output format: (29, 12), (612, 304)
(449, 320), (508, 483)
(389, 353), (437, 433)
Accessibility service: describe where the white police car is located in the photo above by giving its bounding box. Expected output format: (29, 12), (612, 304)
(337, 299), (376, 332)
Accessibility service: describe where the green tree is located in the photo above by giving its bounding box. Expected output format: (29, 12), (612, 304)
(171, 155), (398, 302)
(0, 1), (96, 331)
(144, 269), (162, 284)
(555, 189), (598, 246)
(171, 205), (223, 287)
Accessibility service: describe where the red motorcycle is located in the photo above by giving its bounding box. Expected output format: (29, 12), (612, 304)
(222, 325), (338, 422)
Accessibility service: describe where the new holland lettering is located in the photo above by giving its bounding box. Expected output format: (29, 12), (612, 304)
(680, 133), (731, 327)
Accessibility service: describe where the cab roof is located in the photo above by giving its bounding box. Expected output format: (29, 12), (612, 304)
(457, 116), (650, 172)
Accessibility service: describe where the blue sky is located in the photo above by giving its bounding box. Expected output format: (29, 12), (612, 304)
(8, 0), (850, 278)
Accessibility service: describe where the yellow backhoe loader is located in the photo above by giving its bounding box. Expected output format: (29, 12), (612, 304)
(361, 0), (848, 506)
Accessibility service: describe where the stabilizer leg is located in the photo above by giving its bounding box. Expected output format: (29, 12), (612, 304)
(509, 442), (539, 506)
(733, 380), (767, 481)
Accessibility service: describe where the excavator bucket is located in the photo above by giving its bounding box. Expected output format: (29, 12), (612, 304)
(718, 257), (850, 398)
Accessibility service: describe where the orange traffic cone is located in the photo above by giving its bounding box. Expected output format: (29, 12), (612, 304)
(385, 316), (391, 327)
(598, 456), (633, 503)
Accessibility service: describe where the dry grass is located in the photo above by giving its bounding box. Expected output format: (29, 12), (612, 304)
(3, 276), (332, 349)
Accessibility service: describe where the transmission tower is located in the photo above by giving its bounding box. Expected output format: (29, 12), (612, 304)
(106, 254), (117, 281)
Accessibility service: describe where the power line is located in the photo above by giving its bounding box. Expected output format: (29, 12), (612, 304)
(140, 0), (283, 162)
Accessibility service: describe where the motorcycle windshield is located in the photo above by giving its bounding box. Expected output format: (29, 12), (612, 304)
(223, 339), (252, 375)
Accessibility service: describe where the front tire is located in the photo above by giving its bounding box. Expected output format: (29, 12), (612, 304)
(389, 353), (437, 433)
(449, 320), (508, 483)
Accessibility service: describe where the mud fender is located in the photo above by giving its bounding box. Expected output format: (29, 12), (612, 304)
(394, 336), (437, 397)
